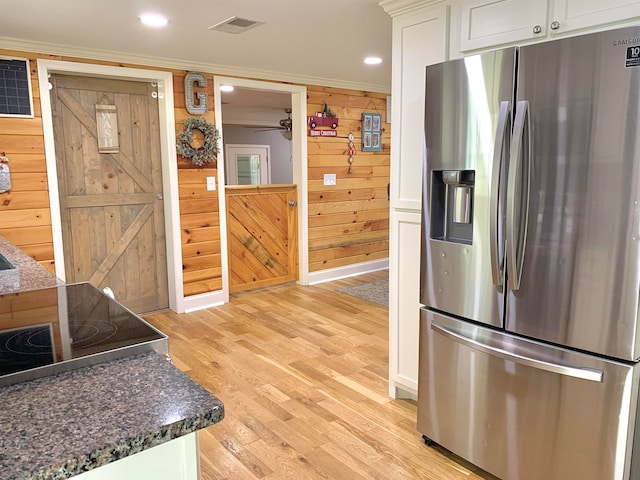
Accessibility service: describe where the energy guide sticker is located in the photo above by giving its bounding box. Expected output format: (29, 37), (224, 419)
(626, 46), (640, 67)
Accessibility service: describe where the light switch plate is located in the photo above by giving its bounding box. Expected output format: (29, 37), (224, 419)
(324, 173), (336, 186)
(206, 176), (216, 191)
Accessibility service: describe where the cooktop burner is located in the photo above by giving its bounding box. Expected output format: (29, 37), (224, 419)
(71, 320), (118, 348)
(0, 325), (54, 376)
(0, 282), (167, 386)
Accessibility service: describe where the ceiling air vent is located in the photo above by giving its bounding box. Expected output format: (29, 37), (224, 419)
(208, 16), (264, 34)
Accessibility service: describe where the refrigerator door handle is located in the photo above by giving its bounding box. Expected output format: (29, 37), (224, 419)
(431, 321), (604, 382)
(489, 101), (511, 291)
(506, 100), (532, 292)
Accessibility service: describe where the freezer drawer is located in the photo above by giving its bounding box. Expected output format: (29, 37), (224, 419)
(417, 309), (640, 480)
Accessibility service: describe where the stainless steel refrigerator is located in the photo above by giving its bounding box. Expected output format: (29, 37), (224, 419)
(418, 25), (640, 480)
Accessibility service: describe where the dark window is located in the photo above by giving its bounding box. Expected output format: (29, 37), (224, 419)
(0, 58), (33, 117)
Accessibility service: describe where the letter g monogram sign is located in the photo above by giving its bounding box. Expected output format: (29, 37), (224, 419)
(185, 72), (208, 115)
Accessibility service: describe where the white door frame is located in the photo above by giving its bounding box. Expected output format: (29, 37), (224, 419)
(37, 59), (185, 313)
(214, 76), (309, 296)
(225, 144), (271, 185)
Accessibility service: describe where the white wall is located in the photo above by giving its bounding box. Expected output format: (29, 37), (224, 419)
(221, 124), (293, 184)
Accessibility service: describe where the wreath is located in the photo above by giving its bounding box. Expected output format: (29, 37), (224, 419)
(176, 117), (220, 167)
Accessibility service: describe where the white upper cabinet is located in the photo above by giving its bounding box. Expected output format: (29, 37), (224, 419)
(460, 0), (640, 52)
(459, 0), (549, 51)
(390, 4), (449, 210)
(551, 0), (640, 35)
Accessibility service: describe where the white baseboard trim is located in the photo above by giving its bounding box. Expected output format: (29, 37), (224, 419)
(389, 381), (418, 401)
(307, 258), (389, 285)
(182, 290), (227, 313)
(182, 258), (389, 310)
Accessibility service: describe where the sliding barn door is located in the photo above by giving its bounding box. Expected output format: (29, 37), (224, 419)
(50, 74), (168, 313)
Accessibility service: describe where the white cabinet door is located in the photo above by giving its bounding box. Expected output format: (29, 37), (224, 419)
(389, 211), (422, 396)
(390, 5), (449, 211)
(459, 0), (548, 51)
(551, 0), (640, 35)
(74, 433), (199, 480)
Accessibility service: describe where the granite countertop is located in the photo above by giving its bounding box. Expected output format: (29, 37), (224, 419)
(0, 352), (224, 480)
(0, 236), (63, 293)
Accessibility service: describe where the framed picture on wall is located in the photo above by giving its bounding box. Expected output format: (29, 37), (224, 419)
(372, 115), (381, 131)
(363, 114), (372, 131)
(362, 112), (382, 152)
(364, 132), (372, 148)
(372, 133), (380, 149)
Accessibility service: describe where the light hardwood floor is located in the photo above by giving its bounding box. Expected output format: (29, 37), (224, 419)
(144, 271), (496, 480)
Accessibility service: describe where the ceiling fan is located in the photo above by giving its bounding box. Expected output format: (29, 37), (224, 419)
(250, 108), (292, 139)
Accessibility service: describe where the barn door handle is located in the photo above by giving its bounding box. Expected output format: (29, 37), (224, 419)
(288, 200), (297, 206)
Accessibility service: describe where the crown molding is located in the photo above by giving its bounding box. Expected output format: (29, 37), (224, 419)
(0, 37), (391, 94)
(378, 0), (447, 17)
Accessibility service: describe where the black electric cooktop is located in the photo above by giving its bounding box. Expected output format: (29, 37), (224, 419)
(0, 282), (167, 387)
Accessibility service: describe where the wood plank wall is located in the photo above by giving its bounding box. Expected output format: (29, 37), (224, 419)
(0, 47), (390, 295)
(173, 73), (222, 296)
(0, 51), (53, 270)
(307, 87), (390, 272)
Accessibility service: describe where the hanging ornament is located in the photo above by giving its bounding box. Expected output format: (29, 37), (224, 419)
(347, 133), (356, 174)
(0, 153), (11, 193)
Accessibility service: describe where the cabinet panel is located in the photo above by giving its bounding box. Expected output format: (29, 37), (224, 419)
(390, 5), (448, 210)
(460, 0), (549, 51)
(74, 433), (199, 480)
(552, 0), (640, 35)
(389, 211), (421, 394)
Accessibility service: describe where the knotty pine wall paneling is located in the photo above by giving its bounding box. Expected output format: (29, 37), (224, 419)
(306, 86), (390, 272)
(0, 47), (390, 296)
(0, 51), (54, 271)
(173, 73), (222, 297)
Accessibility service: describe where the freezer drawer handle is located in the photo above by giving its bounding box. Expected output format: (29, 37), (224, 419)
(431, 321), (604, 382)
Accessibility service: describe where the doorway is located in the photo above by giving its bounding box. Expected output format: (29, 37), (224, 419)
(214, 77), (309, 294)
(225, 144), (271, 185)
(37, 60), (183, 313)
(49, 74), (168, 313)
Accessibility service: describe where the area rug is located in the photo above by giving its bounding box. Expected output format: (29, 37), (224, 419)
(337, 278), (389, 308)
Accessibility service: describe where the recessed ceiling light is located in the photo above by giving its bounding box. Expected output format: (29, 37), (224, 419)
(139, 13), (170, 28)
(364, 57), (383, 65)
(220, 85), (234, 92)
